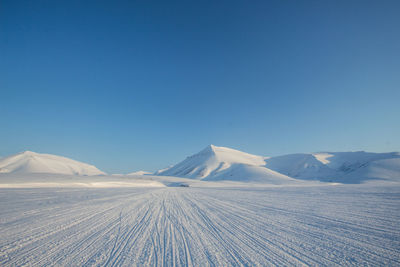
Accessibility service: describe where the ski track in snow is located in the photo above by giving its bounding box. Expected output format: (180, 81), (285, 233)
(0, 185), (400, 266)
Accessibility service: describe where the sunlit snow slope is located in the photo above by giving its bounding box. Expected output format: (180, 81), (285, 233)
(0, 151), (105, 176)
(156, 145), (298, 183)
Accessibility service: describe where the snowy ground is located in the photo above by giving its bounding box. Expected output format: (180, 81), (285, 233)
(1, 183), (399, 266)
(0, 173), (165, 188)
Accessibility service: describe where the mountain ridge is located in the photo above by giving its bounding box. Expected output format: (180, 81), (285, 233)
(156, 145), (400, 183)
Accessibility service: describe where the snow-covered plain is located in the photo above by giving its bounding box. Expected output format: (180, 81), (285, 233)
(0, 173), (165, 188)
(0, 182), (399, 266)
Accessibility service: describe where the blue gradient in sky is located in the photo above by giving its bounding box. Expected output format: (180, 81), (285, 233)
(1, 0), (399, 173)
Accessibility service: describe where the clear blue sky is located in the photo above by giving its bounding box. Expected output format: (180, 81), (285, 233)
(1, 0), (399, 173)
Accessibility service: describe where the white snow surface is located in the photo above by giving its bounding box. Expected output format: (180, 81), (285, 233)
(0, 183), (399, 266)
(0, 173), (165, 188)
(0, 151), (105, 176)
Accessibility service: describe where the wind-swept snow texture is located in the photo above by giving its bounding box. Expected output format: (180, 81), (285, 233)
(0, 151), (105, 176)
(0, 184), (399, 266)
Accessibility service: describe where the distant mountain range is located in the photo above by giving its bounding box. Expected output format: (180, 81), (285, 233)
(156, 145), (400, 184)
(1, 146), (399, 184)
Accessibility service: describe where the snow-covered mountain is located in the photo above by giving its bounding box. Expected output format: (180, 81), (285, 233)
(266, 151), (400, 183)
(157, 145), (400, 183)
(156, 145), (300, 184)
(0, 151), (105, 175)
(157, 145), (263, 179)
(1, 147), (399, 183)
